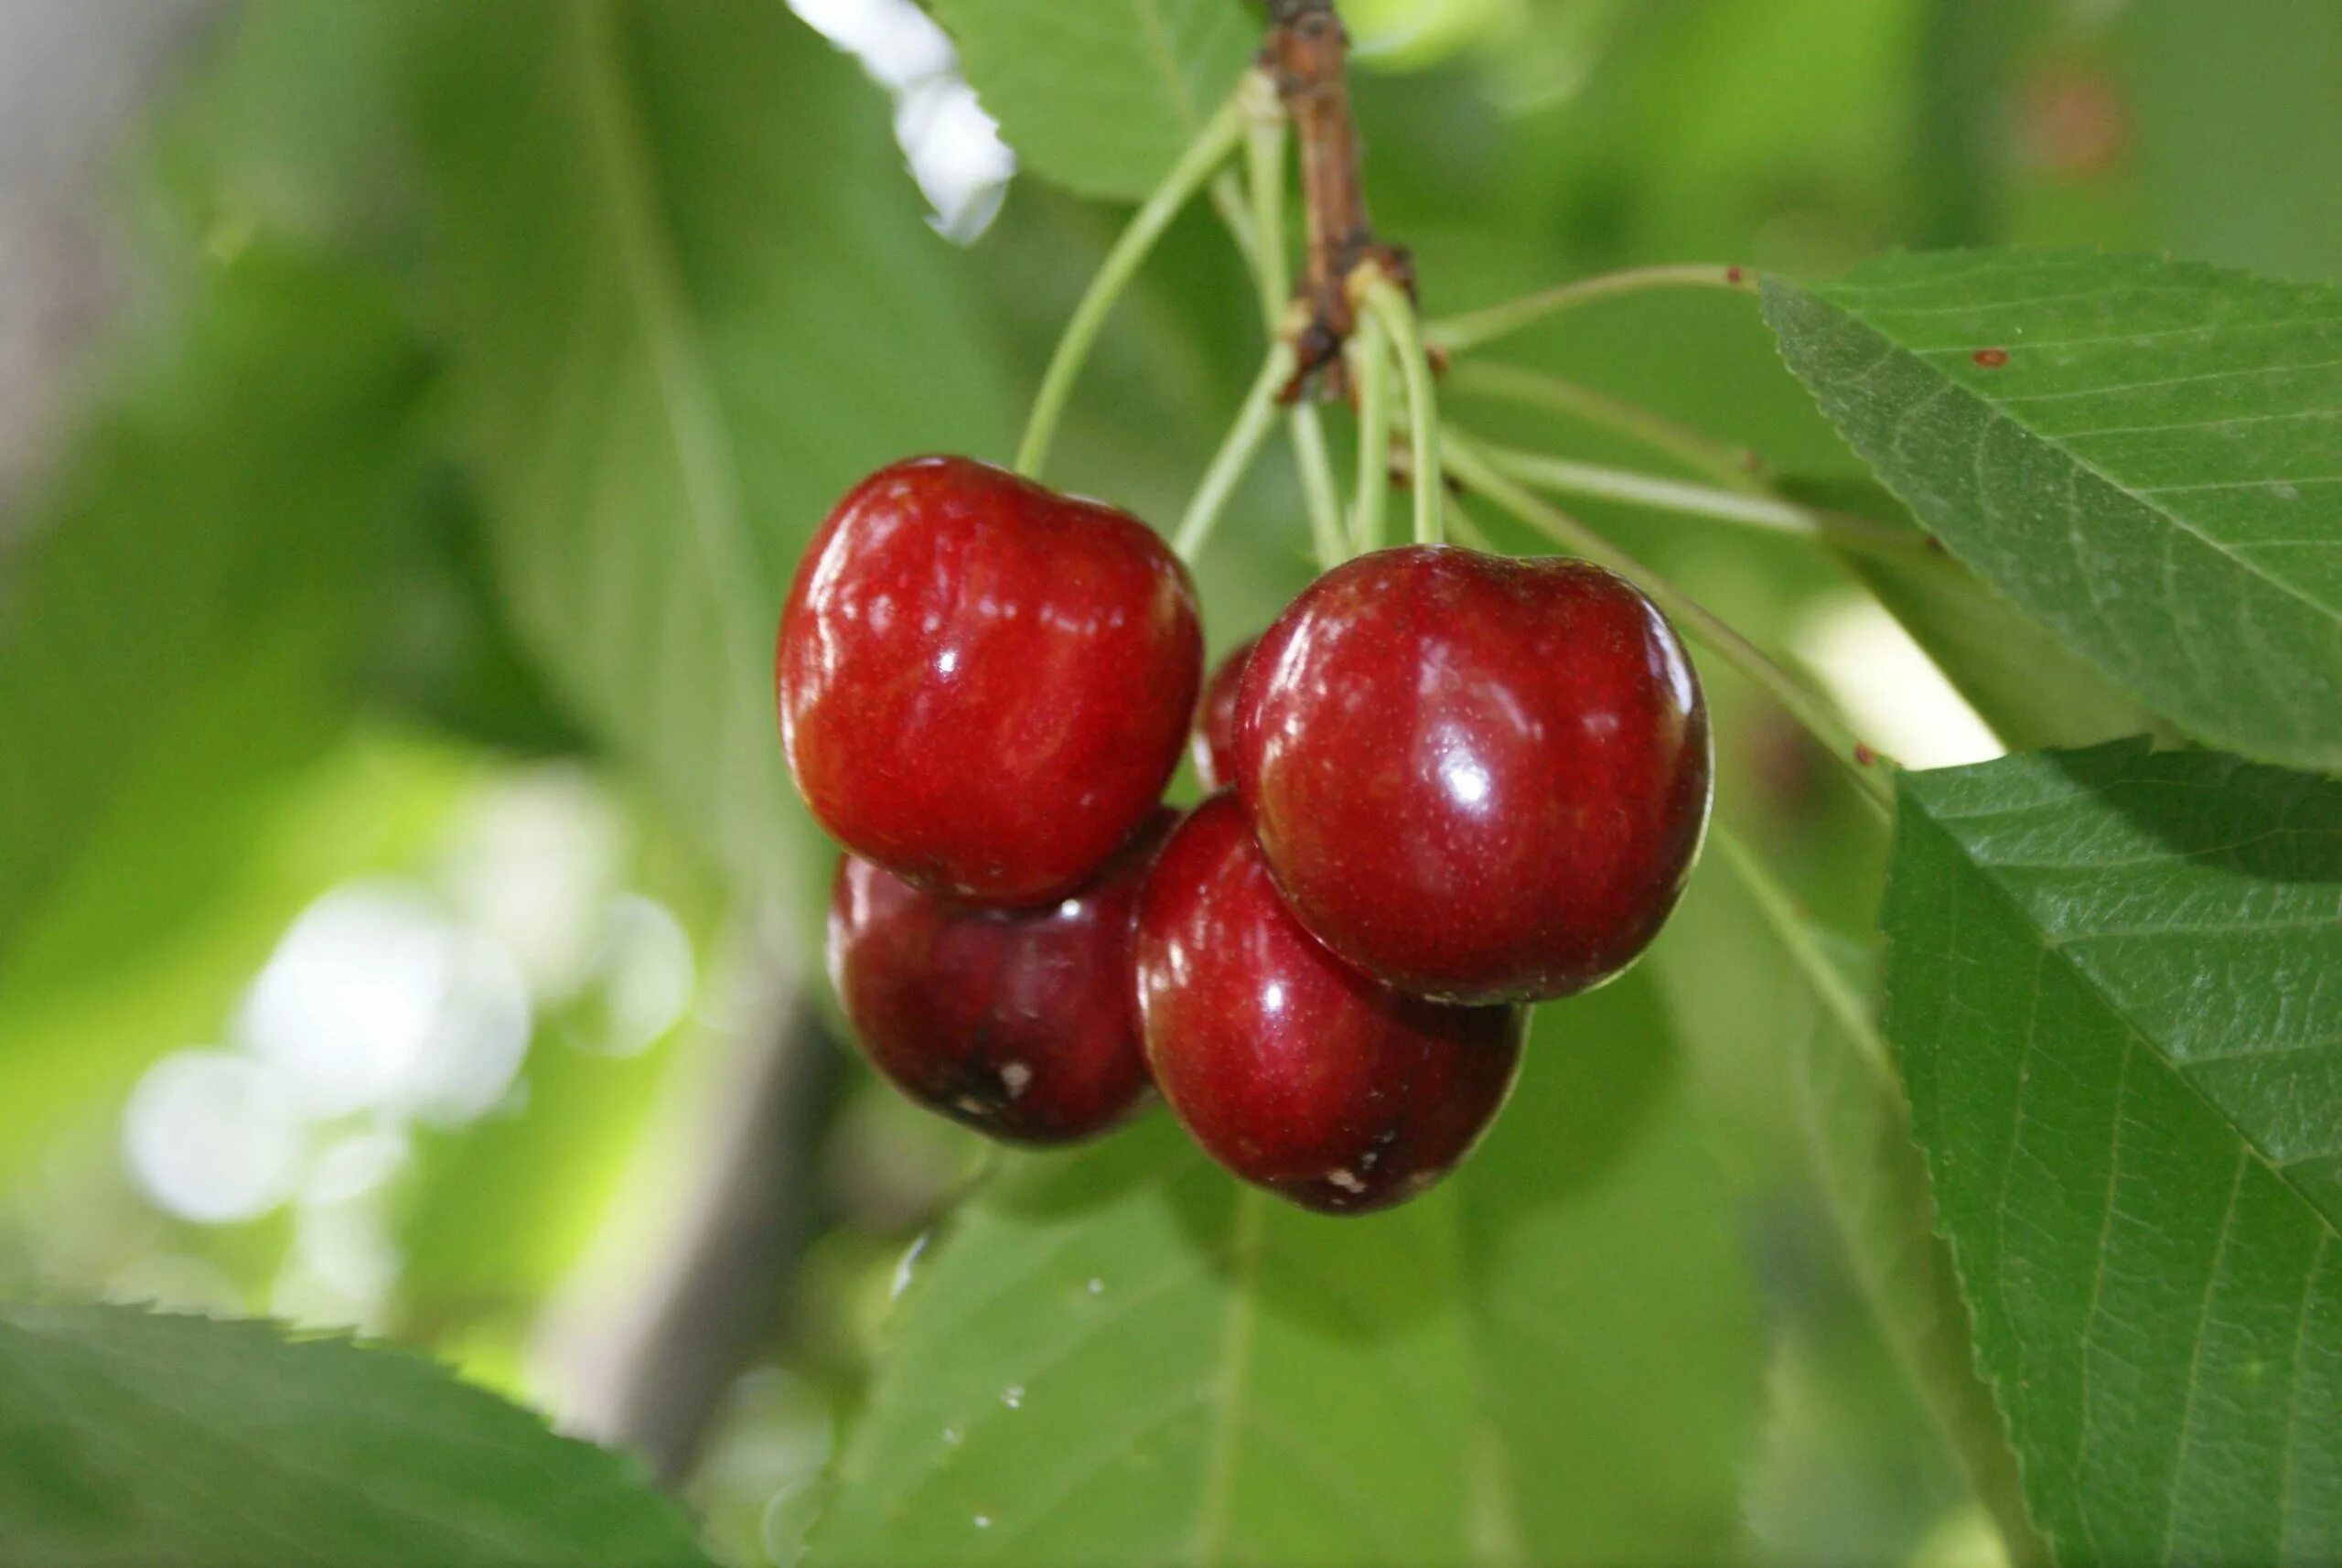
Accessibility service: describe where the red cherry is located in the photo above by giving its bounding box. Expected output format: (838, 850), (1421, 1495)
(1133, 794), (1523, 1214)
(1235, 545), (1709, 1004)
(1189, 637), (1256, 791)
(828, 810), (1173, 1145)
(779, 456), (1203, 907)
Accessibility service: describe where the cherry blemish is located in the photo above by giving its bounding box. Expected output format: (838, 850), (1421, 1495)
(1853, 744), (1879, 768)
(1972, 348), (2010, 369)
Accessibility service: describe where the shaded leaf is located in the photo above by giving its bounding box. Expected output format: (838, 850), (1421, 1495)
(1886, 740), (2342, 1564)
(0, 1304), (714, 1567)
(807, 972), (1759, 1568)
(933, 0), (1254, 201)
(1660, 832), (2044, 1564)
(1765, 250), (2342, 772)
(1780, 475), (2153, 753)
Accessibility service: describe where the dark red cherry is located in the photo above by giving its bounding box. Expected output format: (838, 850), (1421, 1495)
(1189, 637), (1256, 791)
(1133, 794), (1523, 1214)
(1234, 545), (1709, 1004)
(829, 810), (1173, 1145)
(779, 456), (1203, 907)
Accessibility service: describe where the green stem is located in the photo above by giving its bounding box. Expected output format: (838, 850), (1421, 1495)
(1015, 98), (1247, 478)
(1427, 263), (1755, 356)
(1244, 108), (1292, 327)
(1291, 402), (1348, 571)
(1445, 360), (1767, 494)
(1466, 443), (1943, 560)
(1175, 343), (1300, 564)
(1443, 431), (1896, 818)
(1209, 170), (1258, 272)
(1362, 277), (1444, 547)
(1349, 306), (1393, 553)
(1238, 102), (1346, 569)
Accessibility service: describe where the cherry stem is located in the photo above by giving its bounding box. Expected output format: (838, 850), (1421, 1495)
(1209, 171), (1259, 272)
(1445, 360), (1767, 494)
(1466, 442), (1945, 561)
(1426, 263), (1756, 357)
(1348, 306), (1393, 553)
(1361, 276), (1445, 547)
(1176, 341), (1301, 563)
(1242, 83), (1292, 326)
(1015, 97), (1248, 479)
(1443, 431), (1896, 818)
(1292, 402), (1348, 571)
(1236, 87), (1347, 570)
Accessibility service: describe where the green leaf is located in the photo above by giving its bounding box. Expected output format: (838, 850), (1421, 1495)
(1764, 250), (2342, 773)
(403, 0), (1009, 893)
(1885, 740), (2342, 1564)
(0, 1303), (714, 1566)
(807, 971), (1760, 1568)
(1659, 833), (2044, 1564)
(0, 248), (424, 966)
(932, 0), (1255, 201)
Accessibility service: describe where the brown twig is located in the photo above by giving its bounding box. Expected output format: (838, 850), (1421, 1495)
(1260, 0), (1411, 399)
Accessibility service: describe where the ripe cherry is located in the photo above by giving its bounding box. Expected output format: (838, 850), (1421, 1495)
(1133, 794), (1524, 1214)
(828, 810), (1173, 1145)
(1235, 545), (1710, 1004)
(779, 456), (1203, 907)
(1189, 637), (1256, 791)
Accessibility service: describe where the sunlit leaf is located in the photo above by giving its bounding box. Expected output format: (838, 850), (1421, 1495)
(932, 0), (1254, 201)
(403, 0), (1009, 899)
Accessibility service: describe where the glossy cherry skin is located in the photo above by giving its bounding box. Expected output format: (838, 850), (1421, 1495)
(829, 810), (1173, 1145)
(1133, 794), (1524, 1215)
(1188, 637), (1256, 791)
(1235, 545), (1710, 1004)
(779, 456), (1203, 907)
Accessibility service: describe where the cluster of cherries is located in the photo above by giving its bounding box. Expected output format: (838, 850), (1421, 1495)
(777, 455), (1711, 1215)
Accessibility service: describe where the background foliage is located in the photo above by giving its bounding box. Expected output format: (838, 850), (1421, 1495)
(0, 1), (2335, 1565)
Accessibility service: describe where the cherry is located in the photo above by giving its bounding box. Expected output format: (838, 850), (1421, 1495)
(1133, 794), (1524, 1214)
(1235, 544), (1709, 1004)
(828, 809), (1174, 1145)
(779, 456), (1203, 908)
(1188, 637), (1256, 791)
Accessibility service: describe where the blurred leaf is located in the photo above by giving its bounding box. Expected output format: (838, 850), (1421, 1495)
(0, 1303), (713, 1566)
(1660, 833), (2042, 1565)
(402, 0), (1009, 901)
(932, 0), (1254, 201)
(808, 971), (1759, 1567)
(1886, 741), (2342, 1564)
(142, 0), (415, 261)
(1778, 475), (2152, 752)
(2114, 0), (2342, 285)
(0, 730), (470, 1187)
(0, 248), (424, 970)
(1907, 0), (2036, 249)
(1766, 250), (2342, 772)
